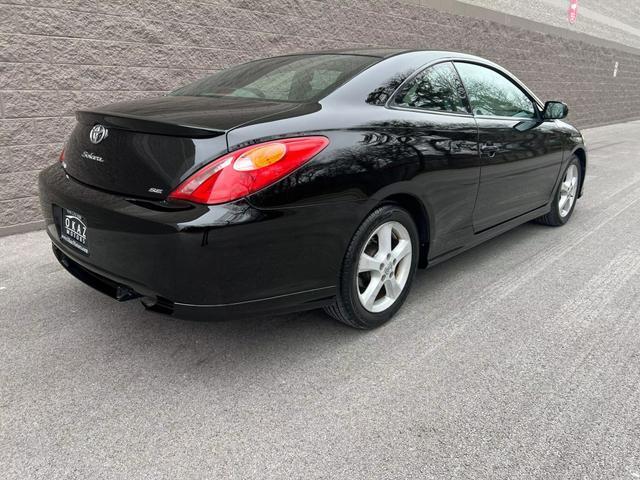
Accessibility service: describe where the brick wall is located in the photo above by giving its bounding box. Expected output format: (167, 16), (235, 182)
(1, 0), (640, 234)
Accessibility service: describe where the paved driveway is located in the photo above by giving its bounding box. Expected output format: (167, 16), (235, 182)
(1, 120), (640, 479)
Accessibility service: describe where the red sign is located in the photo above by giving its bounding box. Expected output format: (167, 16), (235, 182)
(568, 0), (578, 24)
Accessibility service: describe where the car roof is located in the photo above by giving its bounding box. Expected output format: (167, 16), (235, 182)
(288, 48), (484, 61)
(303, 48), (412, 57)
(302, 49), (544, 108)
(250, 49), (543, 108)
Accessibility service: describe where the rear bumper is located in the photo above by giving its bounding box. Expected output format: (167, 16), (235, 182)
(39, 164), (352, 319)
(52, 244), (333, 319)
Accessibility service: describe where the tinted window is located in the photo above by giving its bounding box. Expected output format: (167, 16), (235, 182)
(170, 54), (379, 102)
(393, 62), (468, 113)
(454, 62), (536, 118)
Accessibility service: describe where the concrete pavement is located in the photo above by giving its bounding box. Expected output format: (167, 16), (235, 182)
(1, 120), (640, 479)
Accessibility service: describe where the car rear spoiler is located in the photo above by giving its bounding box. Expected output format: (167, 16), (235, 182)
(76, 110), (225, 138)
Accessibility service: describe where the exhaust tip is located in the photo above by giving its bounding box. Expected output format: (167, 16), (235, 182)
(141, 296), (174, 315)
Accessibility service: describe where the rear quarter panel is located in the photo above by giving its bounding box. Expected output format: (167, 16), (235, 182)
(229, 99), (481, 262)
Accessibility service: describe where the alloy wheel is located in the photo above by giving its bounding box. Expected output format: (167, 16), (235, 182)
(559, 164), (579, 218)
(356, 221), (412, 313)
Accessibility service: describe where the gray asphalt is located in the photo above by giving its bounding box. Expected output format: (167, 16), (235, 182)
(2, 120), (640, 480)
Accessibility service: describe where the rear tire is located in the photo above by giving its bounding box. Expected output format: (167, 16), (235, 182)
(324, 205), (419, 329)
(536, 155), (582, 227)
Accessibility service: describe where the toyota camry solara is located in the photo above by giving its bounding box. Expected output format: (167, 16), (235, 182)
(38, 49), (587, 329)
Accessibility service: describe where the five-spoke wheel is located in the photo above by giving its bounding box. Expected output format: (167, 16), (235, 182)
(558, 163), (579, 218)
(357, 221), (412, 313)
(325, 205), (419, 329)
(536, 155), (582, 226)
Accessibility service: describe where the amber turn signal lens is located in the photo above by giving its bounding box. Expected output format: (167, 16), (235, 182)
(233, 143), (287, 171)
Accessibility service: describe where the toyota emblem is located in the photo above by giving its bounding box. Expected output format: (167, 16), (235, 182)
(89, 124), (108, 144)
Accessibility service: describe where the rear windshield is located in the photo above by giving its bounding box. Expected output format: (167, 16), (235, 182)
(170, 54), (379, 102)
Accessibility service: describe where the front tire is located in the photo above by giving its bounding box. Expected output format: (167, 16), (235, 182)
(536, 155), (582, 226)
(325, 205), (419, 329)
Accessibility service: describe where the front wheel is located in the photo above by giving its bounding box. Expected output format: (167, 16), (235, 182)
(536, 155), (582, 226)
(324, 205), (419, 329)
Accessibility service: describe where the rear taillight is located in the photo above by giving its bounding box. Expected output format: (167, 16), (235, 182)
(59, 148), (66, 168)
(169, 136), (329, 205)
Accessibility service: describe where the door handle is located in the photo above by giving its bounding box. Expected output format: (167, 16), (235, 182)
(480, 143), (499, 157)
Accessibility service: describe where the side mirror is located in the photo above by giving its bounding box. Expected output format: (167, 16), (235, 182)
(543, 101), (569, 120)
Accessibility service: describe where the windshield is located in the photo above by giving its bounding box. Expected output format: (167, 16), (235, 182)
(170, 54), (379, 102)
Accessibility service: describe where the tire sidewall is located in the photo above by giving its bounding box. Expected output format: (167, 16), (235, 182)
(341, 205), (419, 328)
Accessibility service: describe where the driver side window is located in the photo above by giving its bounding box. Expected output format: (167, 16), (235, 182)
(454, 62), (536, 118)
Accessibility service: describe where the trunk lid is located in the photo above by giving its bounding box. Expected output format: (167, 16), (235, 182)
(63, 96), (299, 199)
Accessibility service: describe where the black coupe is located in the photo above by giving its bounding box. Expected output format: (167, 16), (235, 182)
(39, 49), (586, 329)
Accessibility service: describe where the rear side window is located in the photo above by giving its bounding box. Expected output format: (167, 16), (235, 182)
(454, 62), (536, 118)
(393, 62), (468, 114)
(170, 54), (379, 102)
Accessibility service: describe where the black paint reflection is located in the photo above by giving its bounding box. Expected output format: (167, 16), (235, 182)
(366, 70), (414, 105)
(394, 62), (468, 114)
